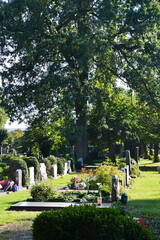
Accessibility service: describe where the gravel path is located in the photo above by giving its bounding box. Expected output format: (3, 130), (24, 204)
(0, 221), (33, 240)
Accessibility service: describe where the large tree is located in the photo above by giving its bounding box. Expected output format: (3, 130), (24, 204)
(0, 0), (160, 162)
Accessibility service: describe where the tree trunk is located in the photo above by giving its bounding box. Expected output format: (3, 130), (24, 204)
(153, 143), (159, 163)
(108, 139), (116, 163)
(75, 95), (89, 164)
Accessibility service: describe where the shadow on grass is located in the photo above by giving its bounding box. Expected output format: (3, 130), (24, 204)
(127, 198), (160, 214)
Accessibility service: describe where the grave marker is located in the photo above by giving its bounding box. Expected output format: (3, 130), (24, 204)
(16, 169), (22, 189)
(111, 175), (119, 202)
(29, 166), (35, 186)
(40, 163), (48, 181)
(51, 164), (57, 178)
(126, 150), (132, 175)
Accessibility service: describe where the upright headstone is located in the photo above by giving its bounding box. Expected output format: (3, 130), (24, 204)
(40, 163), (48, 181)
(126, 150), (132, 175)
(51, 164), (57, 178)
(67, 160), (72, 173)
(77, 157), (83, 168)
(135, 146), (139, 163)
(29, 166), (35, 186)
(64, 162), (68, 175)
(111, 175), (119, 202)
(124, 165), (129, 187)
(16, 169), (22, 189)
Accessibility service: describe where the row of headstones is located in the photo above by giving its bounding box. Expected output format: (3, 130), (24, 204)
(112, 147), (139, 201)
(15, 160), (72, 189)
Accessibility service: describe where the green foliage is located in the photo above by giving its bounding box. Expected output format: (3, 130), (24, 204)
(33, 205), (154, 240)
(0, 128), (8, 145)
(30, 183), (53, 201)
(57, 157), (65, 175)
(7, 158), (29, 186)
(101, 187), (111, 197)
(131, 164), (141, 178)
(87, 178), (99, 190)
(95, 165), (124, 191)
(23, 156), (40, 181)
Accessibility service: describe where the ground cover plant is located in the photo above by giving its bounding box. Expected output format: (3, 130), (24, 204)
(33, 205), (154, 240)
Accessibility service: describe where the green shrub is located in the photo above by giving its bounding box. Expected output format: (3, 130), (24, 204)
(95, 165), (124, 192)
(1, 154), (14, 165)
(7, 158), (29, 186)
(87, 178), (98, 190)
(31, 183), (53, 201)
(57, 157), (65, 175)
(33, 205), (154, 240)
(23, 156), (40, 181)
(101, 187), (111, 197)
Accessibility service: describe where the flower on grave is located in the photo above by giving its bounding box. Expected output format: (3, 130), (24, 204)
(71, 176), (81, 183)
(133, 217), (149, 230)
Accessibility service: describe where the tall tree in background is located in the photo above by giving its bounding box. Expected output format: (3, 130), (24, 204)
(0, 0), (159, 162)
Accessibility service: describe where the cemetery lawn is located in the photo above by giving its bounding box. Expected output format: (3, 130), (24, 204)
(126, 171), (160, 215)
(0, 172), (87, 226)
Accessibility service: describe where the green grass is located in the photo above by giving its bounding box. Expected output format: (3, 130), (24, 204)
(139, 158), (160, 166)
(0, 173), (88, 225)
(126, 171), (160, 215)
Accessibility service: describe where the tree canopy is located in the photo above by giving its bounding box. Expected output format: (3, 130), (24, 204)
(0, 0), (160, 161)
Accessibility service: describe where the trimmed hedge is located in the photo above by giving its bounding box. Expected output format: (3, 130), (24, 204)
(23, 156), (40, 181)
(33, 205), (154, 240)
(7, 158), (29, 186)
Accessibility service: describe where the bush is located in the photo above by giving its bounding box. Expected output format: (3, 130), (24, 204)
(87, 178), (98, 190)
(33, 205), (154, 240)
(31, 183), (53, 201)
(57, 157), (65, 175)
(101, 187), (111, 197)
(23, 156), (40, 181)
(95, 165), (124, 192)
(7, 158), (29, 186)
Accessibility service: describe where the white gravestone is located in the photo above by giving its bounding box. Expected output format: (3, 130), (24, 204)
(40, 163), (48, 181)
(67, 160), (72, 173)
(126, 150), (132, 175)
(16, 169), (22, 189)
(29, 166), (35, 186)
(51, 164), (57, 178)
(64, 162), (68, 175)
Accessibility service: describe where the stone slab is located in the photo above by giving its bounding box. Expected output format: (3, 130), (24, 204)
(9, 201), (112, 211)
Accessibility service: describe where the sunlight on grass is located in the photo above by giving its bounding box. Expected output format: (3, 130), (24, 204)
(126, 171), (160, 215)
(0, 173), (88, 225)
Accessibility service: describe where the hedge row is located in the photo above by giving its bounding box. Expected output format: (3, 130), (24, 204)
(0, 154), (73, 186)
(33, 205), (154, 240)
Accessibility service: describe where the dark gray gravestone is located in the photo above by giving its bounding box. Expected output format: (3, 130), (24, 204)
(135, 146), (139, 163)
(124, 165), (129, 187)
(111, 175), (119, 202)
(126, 150), (131, 175)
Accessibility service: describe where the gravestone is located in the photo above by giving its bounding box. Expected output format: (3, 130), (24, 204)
(126, 150), (132, 175)
(64, 162), (68, 175)
(124, 165), (129, 187)
(111, 175), (119, 202)
(67, 160), (72, 173)
(77, 157), (83, 168)
(51, 164), (57, 178)
(40, 163), (48, 181)
(16, 169), (22, 189)
(29, 167), (35, 186)
(135, 146), (139, 163)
